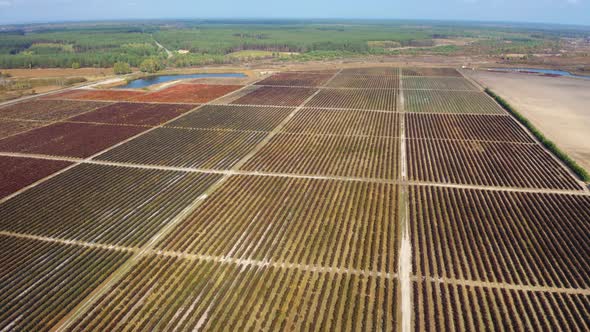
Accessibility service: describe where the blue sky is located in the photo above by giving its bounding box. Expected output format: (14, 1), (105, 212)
(0, 0), (588, 26)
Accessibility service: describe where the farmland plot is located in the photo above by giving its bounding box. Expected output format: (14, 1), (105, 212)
(167, 105), (294, 132)
(48, 89), (146, 102)
(410, 186), (590, 288)
(402, 77), (478, 91)
(133, 84), (242, 104)
(67, 256), (397, 331)
(408, 139), (582, 190)
(326, 74), (399, 89)
(407, 113), (534, 143)
(306, 88), (397, 111)
(404, 90), (505, 114)
(340, 67), (399, 76)
(0, 99), (109, 121)
(0, 235), (131, 332)
(96, 127), (266, 169)
(255, 72), (334, 86)
(414, 280), (590, 331)
(0, 122), (145, 158)
(241, 133), (399, 179)
(0, 119), (49, 139)
(231, 86), (317, 106)
(402, 67), (462, 77)
(283, 108), (400, 137)
(159, 175), (399, 272)
(0, 156), (72, 198)
(69, 102), (195, 126)
(0, 164), (221, 246)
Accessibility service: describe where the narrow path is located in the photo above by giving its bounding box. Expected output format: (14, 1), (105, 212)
(152, 35), (173, 59)
(397, 67), (413, 332)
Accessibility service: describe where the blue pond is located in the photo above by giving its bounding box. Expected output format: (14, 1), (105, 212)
(117, 73), (247, 89)
(491, 68), (590, 80)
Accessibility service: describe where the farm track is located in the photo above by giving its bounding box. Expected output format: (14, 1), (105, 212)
(1, 67), (589, 331)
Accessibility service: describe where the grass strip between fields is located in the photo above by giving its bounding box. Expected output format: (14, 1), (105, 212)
(485, 88), (590, 183)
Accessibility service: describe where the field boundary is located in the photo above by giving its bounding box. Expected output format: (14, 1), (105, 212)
(485, 88), (590, 184)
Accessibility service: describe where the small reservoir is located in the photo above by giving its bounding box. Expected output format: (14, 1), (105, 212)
(117, 73), (247, 89)
(490, 68), (590, 80)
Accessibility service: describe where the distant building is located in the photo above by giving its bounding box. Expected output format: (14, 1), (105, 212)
(177, 50), (190, 54)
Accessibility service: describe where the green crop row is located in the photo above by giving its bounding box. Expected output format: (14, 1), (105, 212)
(485, 88), (590, 182)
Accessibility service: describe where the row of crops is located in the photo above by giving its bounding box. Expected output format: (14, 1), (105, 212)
(66, 255), (397, 331)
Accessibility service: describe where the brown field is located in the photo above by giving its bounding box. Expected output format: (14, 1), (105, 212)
(283, 108), (400, 137)
(466, 69), (590, 171)
(167, 104), (294, 131)
(0, 122), (145, 158)
(340, 67), (399, 76)
(69, 102), (195, 126)
(47, 89), (146, 102)
(231, 86), (317, 106)
(0, 99), (110, 121)
(403, 77), (478, 91)
(133, 84), (243, 104)
(0, 119), (49, 139)
(0, 235), (130, 332)
(68, 256), (397, 331)
(402, 67), (462, 77)
(306, 88), (397, 111)
(410, 185), (590, 287)
(159, 175), (399, 272)
(3, 68), (114, 79)
(414, 280), (590, 331)
(0, 164), (221, 246)
(95, 127), (267, 169)
(255, 72), (333, 86)
(326, 74), (399, 89)
(407, 113), (534, 143)
(242, 133), (399, 179)
(408, 139), (582, 190)
(404, 90), (504, 114)
(0, 156), (72, 198)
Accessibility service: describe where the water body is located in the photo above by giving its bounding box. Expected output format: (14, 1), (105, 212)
(117, 73), (247, 89)
(490, 68), (590, 80)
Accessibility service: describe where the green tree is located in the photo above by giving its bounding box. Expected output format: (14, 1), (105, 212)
(71, 62), (81, 69)
(139, 58), (162, 73)
(113, 62), (132, 75)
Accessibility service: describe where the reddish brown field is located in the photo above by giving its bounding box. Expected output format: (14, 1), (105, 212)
(0, 122), (145, 158)
(231, 86), (317, 106)
(0, 119), (49, 139)
(47, 89), (146, 102)
(408, 139), (583, 190)
(326, 74), (399, 89)
(69, 102), (195, 126)
(0, 156), (72, 198)
(255, 73), (333, 87)
(133, 84), (242, 104)
(340, 67), (399, 76)
(407, 113), (534, 143)
(0, 99), (110, 121)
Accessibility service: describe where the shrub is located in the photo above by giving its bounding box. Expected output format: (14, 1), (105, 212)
(71, 62), (81, 69)
(139, 59), (163, 73)
(485, 88), (590, 182)
(113, 62), (132, 75)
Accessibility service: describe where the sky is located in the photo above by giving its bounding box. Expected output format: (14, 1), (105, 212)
(0, 0), (588, 26)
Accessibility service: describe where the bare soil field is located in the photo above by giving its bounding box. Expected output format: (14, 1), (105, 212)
(466, 70), (590, 171)
(3, 68), (114, 79)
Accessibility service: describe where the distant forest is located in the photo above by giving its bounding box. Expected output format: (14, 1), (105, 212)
(0, 19), (588, 69)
